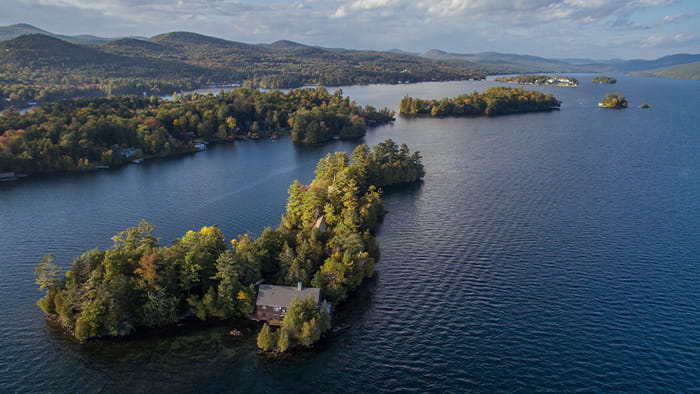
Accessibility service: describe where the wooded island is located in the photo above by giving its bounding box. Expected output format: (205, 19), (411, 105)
(35, 140), (425, 349)
(592, 76), (617, 84)
(598, 93), (628, 109)
(399, 86), (561, 117)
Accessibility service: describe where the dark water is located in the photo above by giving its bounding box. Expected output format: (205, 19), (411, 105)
(2, 76), (700, 392)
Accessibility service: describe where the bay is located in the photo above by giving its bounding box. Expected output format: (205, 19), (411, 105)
(1, 75), (699, 392)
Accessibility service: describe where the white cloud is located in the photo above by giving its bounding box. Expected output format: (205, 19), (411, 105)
(5, 0), (699, 58)
(641, 32), (697, 47)
(661, 10), (696, 23)
(330, 6), (347, 18)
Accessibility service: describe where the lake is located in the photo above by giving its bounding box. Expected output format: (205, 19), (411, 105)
(1, 76), (699, 392)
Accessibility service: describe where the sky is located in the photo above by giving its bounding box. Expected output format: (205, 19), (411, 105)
(2, 0), (699, 59)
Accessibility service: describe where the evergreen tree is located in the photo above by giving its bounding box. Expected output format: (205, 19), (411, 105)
(257, 323), (277, 351)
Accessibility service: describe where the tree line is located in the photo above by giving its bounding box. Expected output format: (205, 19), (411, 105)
(35, 139), (425, 346)
(399, 86), (561, 117)
(0, 87), (394, 174)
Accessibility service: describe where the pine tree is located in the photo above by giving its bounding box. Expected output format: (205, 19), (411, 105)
(257, 323), (276, 351)
(277, 328), (290, 353)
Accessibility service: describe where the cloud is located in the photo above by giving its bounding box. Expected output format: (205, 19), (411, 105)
(328, 0), (685, 26)
(4, 0), (699, 58)
(640, 32), (697, 47)
(661, 10), (696, 23)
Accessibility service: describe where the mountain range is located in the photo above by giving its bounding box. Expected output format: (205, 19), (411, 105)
(0, 23), (136, 45)
(2, 23), (699, 81)
(0, 23), (698, 110)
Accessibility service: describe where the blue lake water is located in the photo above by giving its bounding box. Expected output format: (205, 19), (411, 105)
(1, 76), (699, 392)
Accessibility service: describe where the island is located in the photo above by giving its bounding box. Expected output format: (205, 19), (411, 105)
(399, 86), (561, 117)
(35, 139), (425, 351)
(592, 76), (617, 84)
(0, 87), (394, 176)
(494, 74), (579, 87)
(598, 93), (628, 109)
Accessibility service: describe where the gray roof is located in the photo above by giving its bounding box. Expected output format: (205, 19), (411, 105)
(256, 284), (321, 308)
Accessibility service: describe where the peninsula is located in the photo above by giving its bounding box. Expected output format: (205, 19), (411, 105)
(494, 74), (579, 87)
(399, 86), (561, 117)
(0, 87), (394, 176)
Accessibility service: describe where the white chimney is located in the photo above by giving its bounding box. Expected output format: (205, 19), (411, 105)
(297, 282), (303, 291)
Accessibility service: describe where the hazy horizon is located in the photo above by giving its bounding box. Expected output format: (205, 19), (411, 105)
(2, 0), (699, 60)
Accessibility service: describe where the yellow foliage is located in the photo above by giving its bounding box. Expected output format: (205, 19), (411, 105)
(199, 226), (217, 237)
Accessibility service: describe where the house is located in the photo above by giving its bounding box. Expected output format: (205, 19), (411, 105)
(253, 283), (321, 326)
(120, 148), (137, 159)
(0, 172), (17, 181)
(194, 143), (208, 151)
(313, 215), (327, 231)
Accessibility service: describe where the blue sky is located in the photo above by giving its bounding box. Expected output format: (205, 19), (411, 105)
(2, 0), (699, 59)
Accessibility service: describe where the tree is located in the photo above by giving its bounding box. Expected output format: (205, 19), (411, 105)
(35, 254), (62, 291)
(35, 254), (63, 314)
(277, 328), (290, 352)
(257, 323), (277, 351)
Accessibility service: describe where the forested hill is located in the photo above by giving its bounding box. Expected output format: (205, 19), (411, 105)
(0, 31), (484, 110)
(421, 49), (616, 74)
(101, 31), (484, 87)
(0, 35), (203, 75)
(0, 23), (118, 45)
(630, 61), (700, 80)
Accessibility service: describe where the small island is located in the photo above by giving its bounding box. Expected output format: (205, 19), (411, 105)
(592, 76), (617, 84)
(494, 74), (579, 87)
(399, 86), (561, 117)
(598, 93), (628, 109)
(35, 140), (424, 351)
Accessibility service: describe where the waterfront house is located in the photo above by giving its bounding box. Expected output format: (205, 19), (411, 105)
(194, 143), (208, 151)
(120, 148), (137, 159)
(253, 283), (321, 326)
(313, 215), (327, 231)
(0, 172), (17, 181)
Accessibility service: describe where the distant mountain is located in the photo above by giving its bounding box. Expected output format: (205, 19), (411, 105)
(420, 49), (700, 75)
(0, 30), (486, 106)
(264, 40), (310, 50)
(558, 58), (626, 66)
(613, 53), (700, 72)
(421, 49), (615, 73)
(0, 23), (117, 45)
(0, 34), (115, 66)
(388, 48), (420, 56)
(631, 61), (700, 80)
(95, 31), (477, 88)
(0, 34), (208, 77)
(150, 31), (260, 52)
